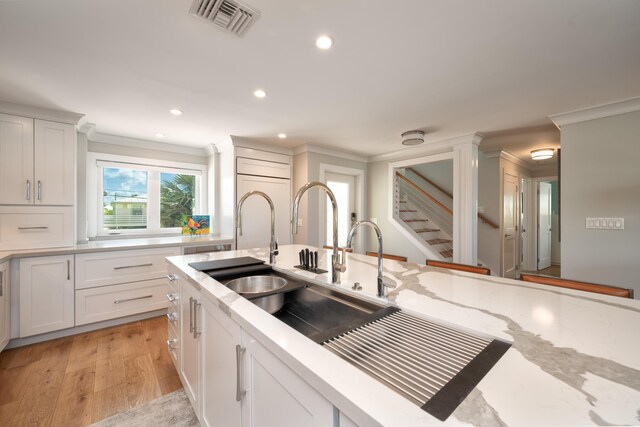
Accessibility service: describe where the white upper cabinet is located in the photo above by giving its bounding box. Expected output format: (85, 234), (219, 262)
(0, 113), (34, 205)
(34, 119), (75, 205)
(0, 113), (75, 206)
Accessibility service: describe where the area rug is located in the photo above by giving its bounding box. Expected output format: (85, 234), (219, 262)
(90, 389), (199, 427)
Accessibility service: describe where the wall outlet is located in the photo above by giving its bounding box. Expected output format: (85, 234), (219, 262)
(586, 217), (624, 230)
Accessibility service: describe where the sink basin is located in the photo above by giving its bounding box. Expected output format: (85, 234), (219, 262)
(226, 275), (288, 314)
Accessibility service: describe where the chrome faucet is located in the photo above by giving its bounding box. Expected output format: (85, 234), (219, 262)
(237, 191), (278, 264)
(346, 220), (396, 298)
(292, 182), (346, 284)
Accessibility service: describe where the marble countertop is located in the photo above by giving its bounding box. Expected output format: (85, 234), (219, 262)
(167, 244), (640, 426)
(0, 234), (234, 263)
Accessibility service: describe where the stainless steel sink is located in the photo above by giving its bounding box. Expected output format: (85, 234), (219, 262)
(226, 275), (288, 314)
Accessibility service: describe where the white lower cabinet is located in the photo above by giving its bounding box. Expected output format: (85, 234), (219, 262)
(201, 297), (242, 427)
(171, 271), (336, 427)
(19, 255), (74, 337)
(0, 261), (10, 352)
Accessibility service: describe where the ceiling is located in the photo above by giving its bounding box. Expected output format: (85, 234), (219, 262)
(1, 0), (639, 156)
(481, 125), (560, 168)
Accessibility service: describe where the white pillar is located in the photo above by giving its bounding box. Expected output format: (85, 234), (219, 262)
(451, 134), (482, 265)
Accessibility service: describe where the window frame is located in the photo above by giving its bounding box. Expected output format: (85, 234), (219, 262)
(87, 152), (208, 238)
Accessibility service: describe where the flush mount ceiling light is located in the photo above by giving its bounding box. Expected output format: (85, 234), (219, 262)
(169, 109), (183, 116)
(401, 130), (425, 146)
(254, 89), (267, 98)
(315, 35), (333, 50)
(155, 133), (165, 138)
(278, 133), (287, 139)
(531, 148), (554, 160)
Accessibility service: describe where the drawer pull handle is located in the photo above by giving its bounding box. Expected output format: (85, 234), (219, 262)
(166, 293), (176, 302)
(166, 274), (177, 282)
(167, 312), (177, 324)
(114, 295), (153, 304)
(236, 345), (246, 401)
(114, 263), (153, 270)
(18, 226), (49, 230)
(167, 339), (177, 351)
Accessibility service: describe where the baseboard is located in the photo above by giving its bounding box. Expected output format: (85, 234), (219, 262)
(6, 309), (167, 349)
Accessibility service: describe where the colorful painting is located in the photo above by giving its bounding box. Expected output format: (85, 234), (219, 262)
(181, 215), (211, 235)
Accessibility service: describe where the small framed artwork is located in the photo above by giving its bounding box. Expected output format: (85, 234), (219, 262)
(182, 215), (211, 235)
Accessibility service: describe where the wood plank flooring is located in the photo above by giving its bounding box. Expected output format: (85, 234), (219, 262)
(0, 316), (181, 426)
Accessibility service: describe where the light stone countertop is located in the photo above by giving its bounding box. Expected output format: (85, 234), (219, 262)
(167, 244), (640, 427)
(0, 234), (234, 263)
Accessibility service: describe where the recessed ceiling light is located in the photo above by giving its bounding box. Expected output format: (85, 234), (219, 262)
(278, 133), (287, 139)
(254, 89), (267, 98)
(155, 133), (165, 138)
(169, 109), (183, 116)
(316, 35), (333, 50)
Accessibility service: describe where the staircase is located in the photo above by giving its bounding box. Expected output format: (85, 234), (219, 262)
(394, 170), (454, 261)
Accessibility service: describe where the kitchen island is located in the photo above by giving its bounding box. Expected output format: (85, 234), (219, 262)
(167, 244), (640, 426)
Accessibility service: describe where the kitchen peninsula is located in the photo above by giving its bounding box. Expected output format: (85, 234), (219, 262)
(167, 244), (640, 426)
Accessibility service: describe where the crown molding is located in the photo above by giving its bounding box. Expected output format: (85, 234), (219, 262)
(293, 143), (367, 163)
(549, 96), (640, 128)
(367, 133), (483, 163)
(230, 136), (293, 156)
(484, 149), (531, 169)
(0, 100), (84, 125)
(87, 131), (207, 157)
(203, 144), (217, 156)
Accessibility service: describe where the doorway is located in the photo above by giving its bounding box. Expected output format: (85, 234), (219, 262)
(319, 164), (364, 253)
(537, 179), (560, 276)
(502, 171), (519, 278)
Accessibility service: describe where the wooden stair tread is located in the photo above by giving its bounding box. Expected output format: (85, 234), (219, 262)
(439, 249), (454, 258)
(427, 238), (452, 245)
(414, 228), (440, 233)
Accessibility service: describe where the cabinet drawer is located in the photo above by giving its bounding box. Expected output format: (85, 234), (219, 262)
(75, 247), (180, 290)
(0, 206), (73, 250)
(75, 278), (168, 325)
(167, 319), (179, 367)
(237, 157), (290, 179)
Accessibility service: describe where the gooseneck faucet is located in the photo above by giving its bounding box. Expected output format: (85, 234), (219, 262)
(237, 191), (279, 264)
(346, 220), (396, 298)
(292, 182), (346, 284)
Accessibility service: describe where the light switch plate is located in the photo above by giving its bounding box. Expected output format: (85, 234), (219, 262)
(586, 217), (624, 230)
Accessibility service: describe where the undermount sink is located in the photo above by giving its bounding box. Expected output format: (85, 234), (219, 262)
(226, 275), (288, 314)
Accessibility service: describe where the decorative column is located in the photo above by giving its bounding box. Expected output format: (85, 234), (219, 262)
(451, 134), (482, 265)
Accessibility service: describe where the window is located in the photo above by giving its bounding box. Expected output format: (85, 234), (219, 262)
(89, 154), (207, 237)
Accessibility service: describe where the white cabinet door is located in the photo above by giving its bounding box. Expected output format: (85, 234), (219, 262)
(180, 281), (201, 411)
(19, 255), (74, 337)
(236, 174), (291, 250)
(0, 113), (34, 205)
(201, 297), (242, 427)
(242, 332), (334, 427)
(34, 119), (75, 206)
(0, 261), (9, 352)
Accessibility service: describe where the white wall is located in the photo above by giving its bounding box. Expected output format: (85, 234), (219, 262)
(561, 110), (640, 298)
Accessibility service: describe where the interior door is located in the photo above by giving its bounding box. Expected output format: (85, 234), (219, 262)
(236, 175), (291, 250)
(325, 173), (356, 248)
(0, 113), (34, 205)
(502, 172), (519, 278)
(538, 182), (552, 270)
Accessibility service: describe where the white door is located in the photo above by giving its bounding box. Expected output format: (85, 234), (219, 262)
(201, 298), (242, 427)
(0, 262), (9, 352)
(502, 172), (519, 279)
(538, 182), (552, 270)
(325, 173), (356, 248)
(180, 283), (200, 410)
(34, 120), (75, 205)
(0, 113), (34, 205)
(242, 332), (334, 427)
(236, 175), (291, 250)
(19, 255), (74, 337)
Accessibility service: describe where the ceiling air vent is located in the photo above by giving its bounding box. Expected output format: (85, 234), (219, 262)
(189, 0), (260, 37)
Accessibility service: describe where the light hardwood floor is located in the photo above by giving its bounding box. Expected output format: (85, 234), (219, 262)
(0, 316), (181, 426)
